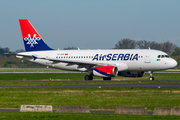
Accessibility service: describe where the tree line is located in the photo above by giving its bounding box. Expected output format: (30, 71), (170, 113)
(114, 38), (176, 53)
(0, 47), (43, 68)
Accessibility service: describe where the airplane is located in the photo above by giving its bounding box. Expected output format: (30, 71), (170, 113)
(15, 19), (177, 81)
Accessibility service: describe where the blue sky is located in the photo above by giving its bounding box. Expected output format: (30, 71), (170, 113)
(0, 0), (180, 51)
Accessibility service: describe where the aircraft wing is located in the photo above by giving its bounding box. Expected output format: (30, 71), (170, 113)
(45, 58), (113, 66)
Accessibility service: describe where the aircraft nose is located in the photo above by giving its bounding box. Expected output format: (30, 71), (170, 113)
(169, 59), (177, 68)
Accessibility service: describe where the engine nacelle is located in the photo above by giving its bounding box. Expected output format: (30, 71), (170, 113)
(93, 66), (118, 77)
(118, 71), (145, 77)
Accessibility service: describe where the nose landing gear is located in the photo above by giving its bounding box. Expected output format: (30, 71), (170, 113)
(149, 71), (154, 81)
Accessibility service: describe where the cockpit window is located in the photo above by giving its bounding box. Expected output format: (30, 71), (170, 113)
(157, 55), (170, 58)
(165, 55), (170, 58)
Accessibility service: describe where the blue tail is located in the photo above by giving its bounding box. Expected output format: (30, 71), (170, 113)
(19, 19), (53, 52)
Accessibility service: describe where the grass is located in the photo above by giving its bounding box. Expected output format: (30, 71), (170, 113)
(0, 88), (180, 110)
(0, 73), (179, 86)
(0, 73), (180, 81)
(0, 112), (180, 120)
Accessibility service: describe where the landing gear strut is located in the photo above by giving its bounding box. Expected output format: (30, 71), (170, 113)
(149, 71), (154, 81)
(84, 75), (93, 80)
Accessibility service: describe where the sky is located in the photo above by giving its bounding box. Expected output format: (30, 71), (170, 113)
(0, 0), (180, 51)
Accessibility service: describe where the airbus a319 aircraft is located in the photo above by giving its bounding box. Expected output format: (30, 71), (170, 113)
(16, 19), (177, 81)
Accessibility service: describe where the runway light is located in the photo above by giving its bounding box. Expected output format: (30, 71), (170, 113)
(99, 86), (101, 88)
(158, 86), (161, 88)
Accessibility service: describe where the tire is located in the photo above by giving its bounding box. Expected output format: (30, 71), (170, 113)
(85, 75), (93, 80)
(103, 77), (111, 80)
(149, 77), (154, 81)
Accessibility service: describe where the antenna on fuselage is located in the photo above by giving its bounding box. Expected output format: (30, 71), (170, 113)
(148, 47), (151, 50)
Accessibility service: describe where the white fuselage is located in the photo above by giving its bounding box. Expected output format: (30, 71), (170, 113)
(16, 49), (177, 72)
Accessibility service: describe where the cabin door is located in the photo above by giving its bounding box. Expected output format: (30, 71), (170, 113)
(144, 52), (151, 63)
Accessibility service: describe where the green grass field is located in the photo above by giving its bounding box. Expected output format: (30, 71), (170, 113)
(0, 112), (180, 120)
(0, 69), (180, 119)
(0, 88), (180, 110)
(0, 73), (179, 86)
(0, 73), (180, 80)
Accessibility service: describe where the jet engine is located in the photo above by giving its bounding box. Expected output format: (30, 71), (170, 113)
(93, 66), (118, 77)
(118, 71), (145, 77)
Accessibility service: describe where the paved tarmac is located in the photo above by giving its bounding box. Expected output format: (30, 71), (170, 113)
(0, 83), (180, 88)
(0, 71), (180, 73)
(0, 109), (154, 115)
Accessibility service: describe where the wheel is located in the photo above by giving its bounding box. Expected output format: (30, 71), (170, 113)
(103, 77), (111, 80)
(89, 75), (93, 80)
(149, 77), (154, 81)
(85, 75), (93, 80)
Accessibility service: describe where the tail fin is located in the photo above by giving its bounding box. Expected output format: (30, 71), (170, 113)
(19, 19), (53, 52)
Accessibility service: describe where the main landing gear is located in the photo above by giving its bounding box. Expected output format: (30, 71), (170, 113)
(85, 75), (93, 80)
(84, 75), (111, 81)
(149, 71), (154, 81)
(103, 77), (111, 80)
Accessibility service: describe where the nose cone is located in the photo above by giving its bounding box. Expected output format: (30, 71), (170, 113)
(169, 59), (177, 68)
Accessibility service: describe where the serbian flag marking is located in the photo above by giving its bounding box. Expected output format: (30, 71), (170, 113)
(157, 59), (160, 61)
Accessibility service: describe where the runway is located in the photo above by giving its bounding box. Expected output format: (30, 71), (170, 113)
(0, 109), (154, 115)
(0, 83), (180, 88)
(0, 71), (180, 74)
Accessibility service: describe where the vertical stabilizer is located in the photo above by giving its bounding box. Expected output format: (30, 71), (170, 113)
(19, 19), (53, 51)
